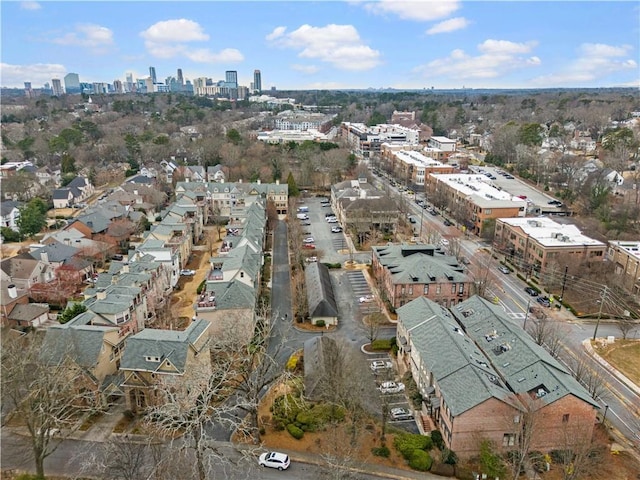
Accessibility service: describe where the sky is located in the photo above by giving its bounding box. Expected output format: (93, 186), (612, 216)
(1, 0), (639, 91)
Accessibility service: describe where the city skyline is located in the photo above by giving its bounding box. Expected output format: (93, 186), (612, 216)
(1, 1), (638, 90)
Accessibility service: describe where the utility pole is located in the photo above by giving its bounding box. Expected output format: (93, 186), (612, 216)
(592, 285), (608, 341)
(523, 297), (531, 331)
(559, 265), (568, 303)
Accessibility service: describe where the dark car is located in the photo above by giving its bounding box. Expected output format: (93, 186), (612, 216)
(524, 287), (538, 296)
(537, 296), (551, 307)
(443, 219), (453, 227)
(429, 209), (438, 216)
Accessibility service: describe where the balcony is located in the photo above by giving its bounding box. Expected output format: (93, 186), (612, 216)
(207, 268), (223, 281)
(196, 292), (216, 311)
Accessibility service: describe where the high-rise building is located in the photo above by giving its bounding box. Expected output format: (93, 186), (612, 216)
(64, 73), (81, 94)
(24, 82), (34, 98)
(177, 68), (184, 85)
(51, 78), (64, 96)
(149, 66), (157, 84)
(113, 79), (123, 94)
(225, 70), (238, 88)
(253, 69), (262, 92)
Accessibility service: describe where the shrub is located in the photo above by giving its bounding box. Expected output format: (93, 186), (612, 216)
(430, 430), (444, 450)
(123, 409), (136, 420)
(286, 354), (298, 371)
(315, 319), (326, 327)
(431, 463), (455, 476)
(286, 423), (304, 439)
(394, 433), (433, 459)
(196, 280), (206, 294)
(408, 449), (432, 471)
(0, 227), (20, 242)
(372, 446), (391, 457)
(441, 448), (458, 465)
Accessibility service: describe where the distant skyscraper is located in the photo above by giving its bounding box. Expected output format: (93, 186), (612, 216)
(126, 72), (133, 84)
(149, 66), (157, 84)
(177, 68), (184, 85)
(51, 78), (64, 96)
(24, 82), (34, 98)
(225, 70), (238, 88)
(253, 69), (262, 92)
(64, 73), (81, 94)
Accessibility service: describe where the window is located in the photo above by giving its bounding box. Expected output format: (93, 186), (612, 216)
(423, 285), (429, 294)
(485, 209), (492, 215)
(562, 414), (570, 423)
(451, 284), (456, 294)
(408, 286), (413, 295)
(503, 433), (516, 447)
(436, 284), (441, 295)
(458, 283), (464, 294)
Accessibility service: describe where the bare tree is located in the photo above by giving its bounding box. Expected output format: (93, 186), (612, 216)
(77, 438), (156, 480)
(556, 424), (604, 480)
(503, 395), (544, 480)
(569, 357), (609, 402)
(467, 255), (497, 300)
(526, 315), (562, 358)
(361, 312), (385, 346)
(616, 317), (638, 340)
(1, 333), (99, 479)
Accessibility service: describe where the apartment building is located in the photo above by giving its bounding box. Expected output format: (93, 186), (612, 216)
(606, 240), (640, 297)
(426, 174), (527, 236)
(494, 217), (606, 275)
(341, 122), (420, 159)
(397, 295), (598, 458)
(427, 136), (457, 161)
(380, 144), (455, 189)
(371, 243), (472, 309)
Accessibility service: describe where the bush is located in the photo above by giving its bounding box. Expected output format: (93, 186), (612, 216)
(123, 409), (136, 420)
(408, 449), (432, 471)
(322, 262), (342, 269)
(441, 448), (458, 465)
(286, 423), (304, 439)
(196, 280), (206, 294)
(1, 227), (20, 242)
(372, 446), (391, 457)
(430, 429), (444, 450)
(394, 433), (433, 459)
(286, 354), (298, 371)
(315, 319), (326, 327)
(431, 462), (455, 476)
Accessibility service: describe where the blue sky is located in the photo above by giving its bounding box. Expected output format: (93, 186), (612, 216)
(1, 1), (638, 90)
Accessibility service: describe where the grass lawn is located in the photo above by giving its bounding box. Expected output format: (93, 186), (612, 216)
(595, 340), (640, 386)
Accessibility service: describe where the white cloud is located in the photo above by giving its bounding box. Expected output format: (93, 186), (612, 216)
(416, 38), (540, 80)
(140, 19), (242, 64)
(291, 64), (320, 74)
(52, 24), (114, 50)
(140, 19), (209, 43)
(1, 63), (66, 87)
(20, 2), (42, 10)
(532, 43), (636, 86)
(363, 0), (460, 21)
(265, 26), (286, 41)
(267, 24), (381, 71)
(20, 1), (41, 10)
(426, 17), (469, 35)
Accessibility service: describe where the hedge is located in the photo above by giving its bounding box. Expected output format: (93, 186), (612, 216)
(408, 449), (432, 471)
(372, 446), (391, 457)
(394, 433), (433, 459)
(287, 423), (304, 439)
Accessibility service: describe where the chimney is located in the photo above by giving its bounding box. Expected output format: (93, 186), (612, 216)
(7, 284), (17, 299)
(276, 179), (280, 185)
(122, 264), (129, 273)
(257, 179), (261, 185)
(133, 190), (138, 196)
(40, 251), (49, 264)
(96, 289), (107, 300)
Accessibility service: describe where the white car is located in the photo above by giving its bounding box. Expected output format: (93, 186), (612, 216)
(302, 237), (315, 244)
(305, 256), (318, 263)
(378, 381), (405, 394)
(370, 360), (392, 373)
(258, 451), (290, 471)
(359, 295), (374, 303)
(390, 407), (414, 421)
(331, 226), (342, 233)
(180, 269), (196, 276)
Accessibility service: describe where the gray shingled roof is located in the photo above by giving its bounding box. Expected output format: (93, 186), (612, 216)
(0, 200), (20, 216)
(40, 324), (118, 368)
(207, 279), (256, 310)
(119, 319), (209, 373)
(305, 262), (338, 319)
(30, 241), (79, 263)
(7, 303), (49, 322)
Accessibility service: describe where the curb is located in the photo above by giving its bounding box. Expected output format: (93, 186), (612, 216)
(582, 339), (640, 397)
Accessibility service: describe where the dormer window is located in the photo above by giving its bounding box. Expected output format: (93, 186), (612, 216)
(145, 356), (160, 362)
(240, 271), (244, 278)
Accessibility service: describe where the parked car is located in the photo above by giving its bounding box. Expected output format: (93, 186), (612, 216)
(258, 451), (290, 471)
(331, 226), (343, 233)
(180, 269), (196, 276)
(537, 296), (551, 307)
(498, 266), (510, 274)
(301, 222), (311, 226)
(302, 237), (315, 244)
(327, 217), (338, 223)
(378, 381), (405, 394)
(429, 209), (438, 216)
(359, 294), (374, 303)
(390, 407), (414, 421)
(370, 360), (392, 373)
(305, 256), (318, 263)
(302, 244), (316, 249)
(524, 287), (539, 296)
(443, 219), (453, 226)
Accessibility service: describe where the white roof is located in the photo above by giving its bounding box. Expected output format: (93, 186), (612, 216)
(499, 217), (605, 248)
(431, 174), (526, 208)
(395, 150), (448, 168)
(609, 240), (640, 259)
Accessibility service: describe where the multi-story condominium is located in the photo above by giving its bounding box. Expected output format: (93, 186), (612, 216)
(380, 144), (455, 189)
(606, 241), (640, 297)
(371, 243), (472, 309)
(341, 122), (421, 159)
(425, 174), (527, 236)
(427, 136), (457, 161)
(397, 295), (598, 458)
(494, 217), (606, 275)
(51, 78), (64, 96)
(274, 111), (335, 132)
